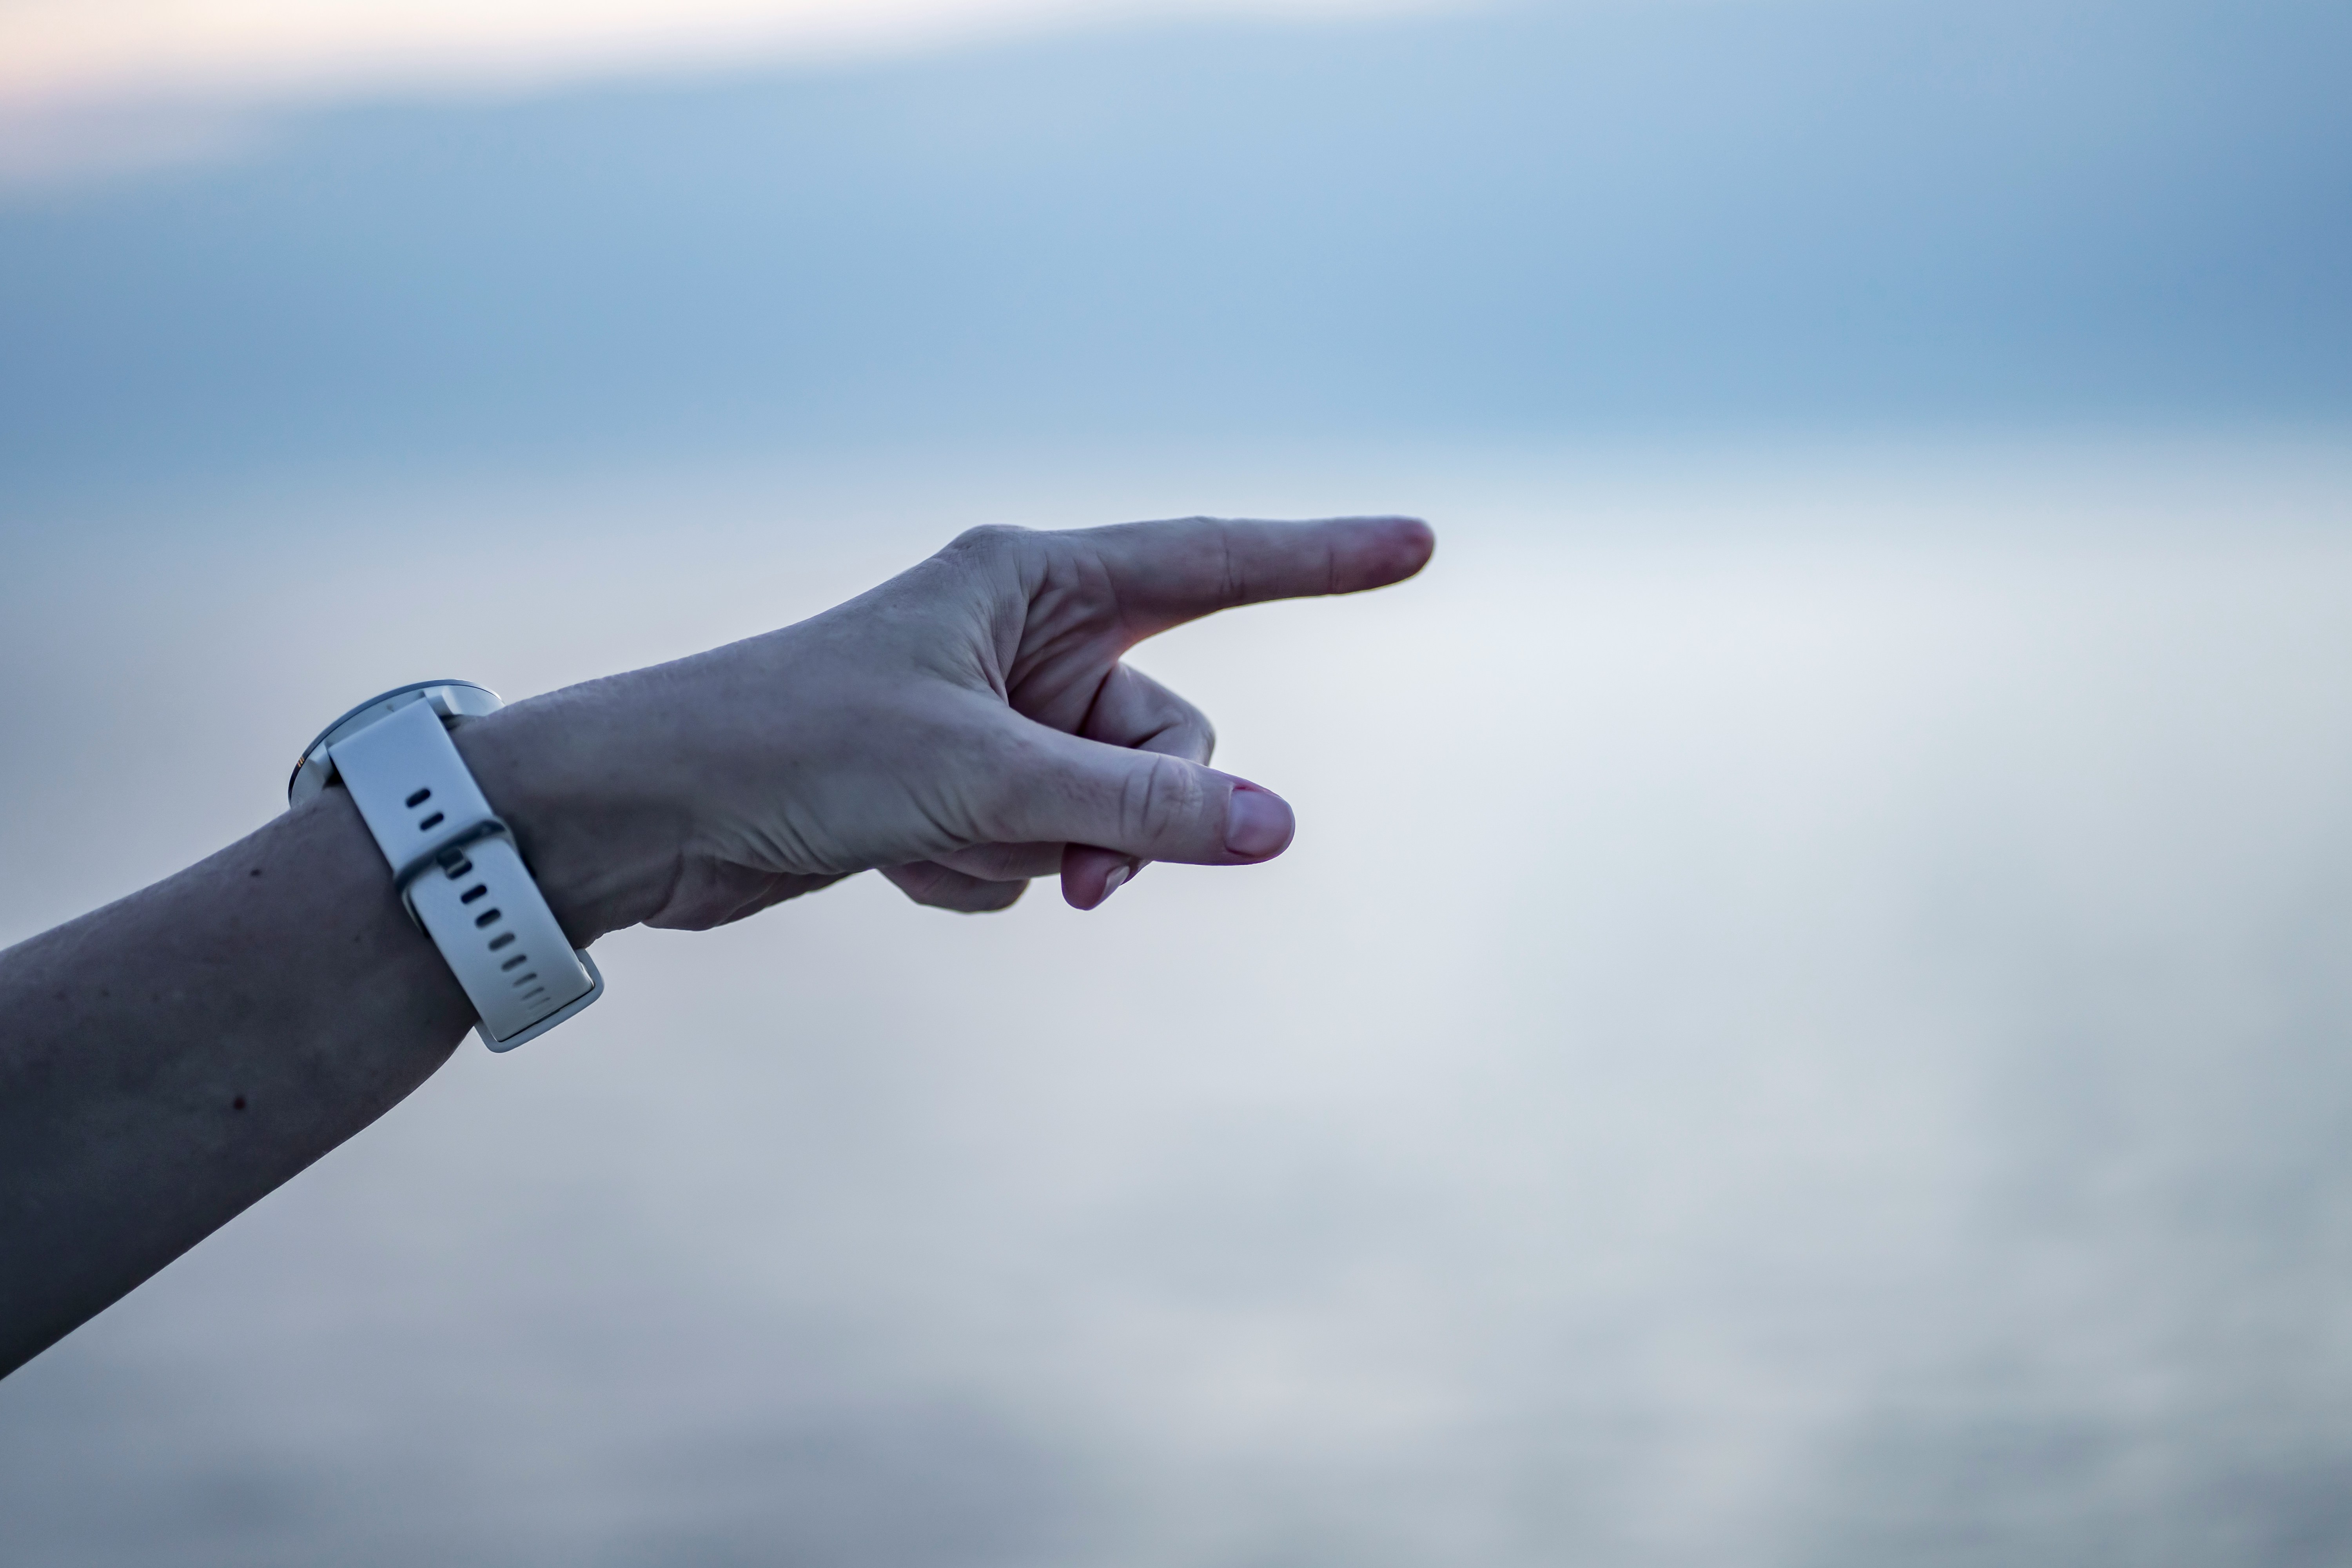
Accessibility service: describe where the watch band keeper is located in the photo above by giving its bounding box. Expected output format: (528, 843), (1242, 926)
(324, 690), (601, 1050)
(391, 817), (518, 928)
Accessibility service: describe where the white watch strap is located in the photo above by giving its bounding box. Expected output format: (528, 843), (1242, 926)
(330, 699), (601, 1051)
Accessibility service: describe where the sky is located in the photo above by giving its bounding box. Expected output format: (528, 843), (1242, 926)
(3, 0), (2347, 508)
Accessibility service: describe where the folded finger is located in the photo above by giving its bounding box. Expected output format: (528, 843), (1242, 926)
(933, 842), (1064, 882)
(882, 861), (1029, 914)
(1061, 845), (1145, 910)
(1081, 663), (1216, 764)
(1056, 665), (1210, 907)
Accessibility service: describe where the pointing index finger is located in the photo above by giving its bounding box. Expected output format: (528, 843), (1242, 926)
(1077, 515), (1435, 633)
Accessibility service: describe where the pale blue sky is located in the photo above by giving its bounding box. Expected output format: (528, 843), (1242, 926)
(2, 0), (2346, 501)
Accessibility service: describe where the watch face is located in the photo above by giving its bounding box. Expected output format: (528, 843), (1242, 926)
(287, 681), (503, 807)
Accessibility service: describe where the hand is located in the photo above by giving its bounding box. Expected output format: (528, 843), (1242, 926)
(458, 514), (1434, 940)
(0, 512), (1430, 1368)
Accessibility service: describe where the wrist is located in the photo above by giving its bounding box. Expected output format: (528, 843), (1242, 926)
(449, 683), (686, 945)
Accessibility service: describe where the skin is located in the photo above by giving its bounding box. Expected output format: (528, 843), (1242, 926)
(0, 513), (1435, 1377)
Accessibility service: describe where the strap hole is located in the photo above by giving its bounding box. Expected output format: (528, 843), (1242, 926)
(418, 811), (445, 831)
(512, 973), (538, 987)
(474, 909), (502, 928)
(461, 884), (489, 904)
(405, 788), (432, 808)
(488, 933), (517, 951)
(500, 955), (528, 971)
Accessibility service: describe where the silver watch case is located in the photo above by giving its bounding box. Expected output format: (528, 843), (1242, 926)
(288, 681), (503, 808)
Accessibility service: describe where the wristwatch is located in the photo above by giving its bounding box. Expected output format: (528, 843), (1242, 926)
(289, 681), (604, 1051)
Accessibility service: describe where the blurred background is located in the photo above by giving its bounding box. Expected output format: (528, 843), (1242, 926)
(4, 0), (2352, 1562)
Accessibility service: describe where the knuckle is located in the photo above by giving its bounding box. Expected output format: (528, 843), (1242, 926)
(968, 880), (1027, 913)
(1120, 753), (1207, 846)
(933, 878), (1026, 913)
(945, 524), (1031, 564)
(894, 864), (954, 905)
(897, 861), (1024, 913)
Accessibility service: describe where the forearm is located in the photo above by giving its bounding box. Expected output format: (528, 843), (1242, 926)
(0, 514), (1430, 1377)
(0, 681), (762, 1376)
(0, 787), (474, 1374)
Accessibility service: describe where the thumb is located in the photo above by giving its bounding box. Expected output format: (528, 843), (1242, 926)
(982, 722), (1297, 869)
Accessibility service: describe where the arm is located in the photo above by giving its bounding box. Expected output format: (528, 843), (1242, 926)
(0, 514), (1434, 1375)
